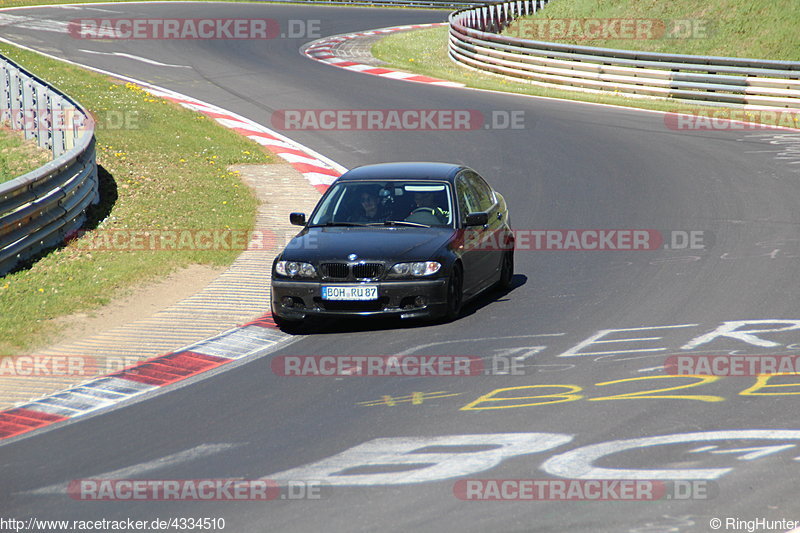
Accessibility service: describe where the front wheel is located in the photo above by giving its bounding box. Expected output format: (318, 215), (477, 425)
(495, 249), (514, 291)
(443, 264), (464, 322)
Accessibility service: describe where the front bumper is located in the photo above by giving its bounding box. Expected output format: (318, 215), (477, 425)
(271, 278), (448, 320)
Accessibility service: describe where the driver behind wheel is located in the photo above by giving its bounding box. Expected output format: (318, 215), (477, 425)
(409, 191), (449, 224)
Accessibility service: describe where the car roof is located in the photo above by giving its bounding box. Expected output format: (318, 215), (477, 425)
(336, 162), (468, 183)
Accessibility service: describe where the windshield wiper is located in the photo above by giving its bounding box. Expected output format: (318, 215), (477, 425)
(383, 220), (430, 228)
(309, 222), (369, 227)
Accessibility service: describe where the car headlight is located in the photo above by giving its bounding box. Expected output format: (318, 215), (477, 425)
(388, 261), (441, 278)
(276, 261), (316, 278)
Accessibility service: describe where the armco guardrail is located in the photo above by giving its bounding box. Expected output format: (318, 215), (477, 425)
(449, 0), (800, 110)
(0, 53), (98, 276)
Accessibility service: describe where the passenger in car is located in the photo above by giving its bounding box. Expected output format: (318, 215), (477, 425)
(349, 187), (384, 222)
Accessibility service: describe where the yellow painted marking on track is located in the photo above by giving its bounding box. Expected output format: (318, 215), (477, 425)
(461, 375), (726, 411)
(460, 385), (583, 411)
(740, 373), (800, 396)
(357, 391), (461, 407)
(589, 375), (724, 403)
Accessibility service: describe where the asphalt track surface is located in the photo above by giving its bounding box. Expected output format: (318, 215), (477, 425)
(3, 3), (800, 532)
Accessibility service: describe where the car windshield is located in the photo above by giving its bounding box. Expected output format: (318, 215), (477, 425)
(308, 180), (454, 228)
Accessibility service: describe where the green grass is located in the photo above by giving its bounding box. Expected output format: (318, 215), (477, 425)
(0, 43), (275, 354)
(504, 0), (800, 61)
(0, 126), (50, 184)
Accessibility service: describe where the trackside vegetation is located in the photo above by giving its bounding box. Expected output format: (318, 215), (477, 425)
(372, 0), (800, 126)
(0, 42), (274, 353)
(0, 126), (50, 184)
(504, 0), (800, 60)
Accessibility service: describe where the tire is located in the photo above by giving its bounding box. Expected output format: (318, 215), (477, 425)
(443, 264), (464, 322)
(495, 249), (514, 291)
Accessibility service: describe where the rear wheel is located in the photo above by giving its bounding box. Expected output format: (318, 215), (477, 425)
(443, 264), (464, 321)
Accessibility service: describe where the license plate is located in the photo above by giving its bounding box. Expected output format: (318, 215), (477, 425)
(322, 285), (378, 301)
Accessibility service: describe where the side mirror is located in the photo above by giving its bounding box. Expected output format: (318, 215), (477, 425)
(465, 212), (489, 227)
(289, 212), (306, 226)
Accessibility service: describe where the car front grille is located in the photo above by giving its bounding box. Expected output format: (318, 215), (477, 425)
(352, 263), (384, 279)
(321, 263), (350, 279)
(320, 262), (385, 280)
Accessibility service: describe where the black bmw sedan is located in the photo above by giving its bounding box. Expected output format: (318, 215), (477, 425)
(270, 162), (513, 326)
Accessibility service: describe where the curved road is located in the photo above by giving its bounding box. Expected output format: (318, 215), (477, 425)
(2, 3), (800, 532)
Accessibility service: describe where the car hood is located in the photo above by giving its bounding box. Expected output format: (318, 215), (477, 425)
(279, 226), (455, 263)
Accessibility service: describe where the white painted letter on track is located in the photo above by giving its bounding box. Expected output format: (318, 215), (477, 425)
(558, 325), (698, 357)
(267, 433), (573, 486)
(682, 320), (800, 350)
(541, 430), (800, 480)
